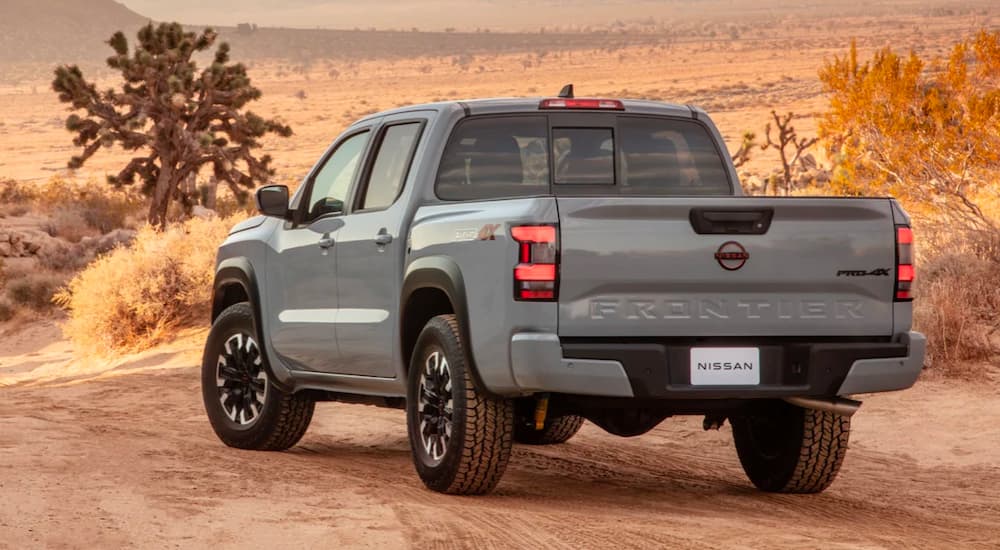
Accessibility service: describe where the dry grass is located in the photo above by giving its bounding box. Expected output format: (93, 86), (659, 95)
(5, 273), (62, 310)
(55, 216), (238, 354)
(42, 210), (91, 243)
(1, 176), (143, 233)
(913, 231), (1000, 378)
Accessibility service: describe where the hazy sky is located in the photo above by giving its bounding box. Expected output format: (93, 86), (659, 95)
(117, 0), (738, 31)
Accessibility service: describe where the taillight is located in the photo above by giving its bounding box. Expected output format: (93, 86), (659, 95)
(895, 226), (914, 301)
(512, 225), (558, 301)
(539, 98), (625, 110)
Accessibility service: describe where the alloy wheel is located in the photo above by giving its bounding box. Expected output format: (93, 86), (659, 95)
(418, 350), (453, 463)
(216, 333), (268, 426)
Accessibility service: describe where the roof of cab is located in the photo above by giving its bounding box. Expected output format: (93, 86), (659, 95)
(352, 97), (696, 125)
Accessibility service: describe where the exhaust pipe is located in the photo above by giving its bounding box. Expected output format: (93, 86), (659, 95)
(783, 396), (861, 417)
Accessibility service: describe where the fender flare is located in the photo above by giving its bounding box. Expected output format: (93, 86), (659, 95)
(210, 258), (294, 393)
(212, 257), (261, 324)
(400, 256), (492, 395)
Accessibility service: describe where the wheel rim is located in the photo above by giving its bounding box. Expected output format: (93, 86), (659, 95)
(216, 333), (268, 427)
(418, 349), (453, 463)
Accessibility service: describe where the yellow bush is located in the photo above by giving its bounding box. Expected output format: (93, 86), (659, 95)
(819, 30), (1000, 232)
(56, 216), (240, 354)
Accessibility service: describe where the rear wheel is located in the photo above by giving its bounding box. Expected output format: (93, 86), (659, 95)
(406, 315), (514, 495)
(515, 413), (585, 445)
(730, 401), (850, 493)
(201, 303), (314, 451)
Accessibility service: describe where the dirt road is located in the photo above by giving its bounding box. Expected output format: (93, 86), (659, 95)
(1, 332), (998, 549)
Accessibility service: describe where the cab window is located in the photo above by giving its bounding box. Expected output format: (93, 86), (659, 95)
(305, 130), (370, 220)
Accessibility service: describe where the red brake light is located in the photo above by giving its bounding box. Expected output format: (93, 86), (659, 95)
(539, 98), (625, 110)
(511, 226), (556, 243)
(512, 225), (559, 301)
(514, 264), (556, 281)
(895, 226), (914, 301)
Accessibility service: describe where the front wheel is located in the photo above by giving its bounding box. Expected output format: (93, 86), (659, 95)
(201, 303), (315, 451)
(730, 400), (850, 493)
(406, 315), (514, 495)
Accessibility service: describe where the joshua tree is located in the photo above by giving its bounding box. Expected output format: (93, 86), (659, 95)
(53, 23), (292, 227)
(761, 110), (817, 195)
(729, 131), (757, 169)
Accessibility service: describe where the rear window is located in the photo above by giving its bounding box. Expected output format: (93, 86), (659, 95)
(435, 116), (548, 201)
(618, 117), (731, 195)
(435, 114), (731, 201)
(553, 128), (614, 184)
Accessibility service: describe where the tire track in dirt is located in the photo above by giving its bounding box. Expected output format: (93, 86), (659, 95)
(2, 367), (999, 549)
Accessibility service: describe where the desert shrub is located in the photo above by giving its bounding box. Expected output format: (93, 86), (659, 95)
(56, 216), (238, 354)
(42, 210), (91, 243)
(0, 299), (14, 322)
(0, 203), (30, 217)
(212, 186), (256, 218)
(6, 274), (61, 310)
(0, 178), (36, 204)
(913, 232), (1000, 377)
(34, 176), (144, 233)
(36, 241), (92, 272)
(78, 191), (142, 233)
(819, 30), (1000, 232)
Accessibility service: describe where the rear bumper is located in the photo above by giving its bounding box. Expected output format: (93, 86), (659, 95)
(508, 332), (925, 399)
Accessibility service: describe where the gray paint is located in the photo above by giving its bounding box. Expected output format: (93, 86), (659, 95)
(211, 97), (924, 402)
(556, 196), (897, 338)
(838, 331), (925, 395)
(510, 333), (634, 397)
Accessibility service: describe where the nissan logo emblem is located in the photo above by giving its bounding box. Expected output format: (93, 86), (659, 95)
(715, 241), (749, 271)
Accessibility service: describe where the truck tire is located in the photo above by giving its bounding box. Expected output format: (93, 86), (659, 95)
(515, 414), (585, 445)
(202, 302), (314, 451)
(406, 314), (514, 495)
(731, 400), (850, 493)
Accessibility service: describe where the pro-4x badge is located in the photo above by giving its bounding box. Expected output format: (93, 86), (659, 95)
(837, 268), (891, 277)
(477, 223), (501, 241)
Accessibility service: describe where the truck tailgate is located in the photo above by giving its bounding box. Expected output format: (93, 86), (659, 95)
(556, 197), (897, 337)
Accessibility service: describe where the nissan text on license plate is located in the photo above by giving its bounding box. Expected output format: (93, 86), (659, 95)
(690, 347), (760, 385)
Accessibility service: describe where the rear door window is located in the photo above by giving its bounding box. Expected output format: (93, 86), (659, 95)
(618, 117), (731, 195)
(357, 122), (422, 211)
(435, 116), (548, 201)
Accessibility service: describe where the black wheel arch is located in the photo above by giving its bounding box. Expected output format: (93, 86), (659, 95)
(212, 257), (260, 323)
(401, 256), (493, 396)
(210, 258), (294, 393)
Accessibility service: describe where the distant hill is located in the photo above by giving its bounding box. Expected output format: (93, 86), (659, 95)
(0, 0), (664, 70)
(0, 0), (148, 63)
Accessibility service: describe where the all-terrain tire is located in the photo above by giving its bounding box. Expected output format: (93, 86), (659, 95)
(406, 314), (514, 495)
(731, 400), (850, 493)
(515, 414), (585, 445)
(202, 302), (315, 451)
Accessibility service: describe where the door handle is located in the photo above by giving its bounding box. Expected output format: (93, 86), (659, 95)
(318, 233), (335, 249)
(374, 232), (393, 246)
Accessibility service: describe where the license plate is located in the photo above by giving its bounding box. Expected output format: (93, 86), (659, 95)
(690, 347), (760, 386)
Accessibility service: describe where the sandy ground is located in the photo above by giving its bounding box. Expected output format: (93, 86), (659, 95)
(1, 321), (998, 549)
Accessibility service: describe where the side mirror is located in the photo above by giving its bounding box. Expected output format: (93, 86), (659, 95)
(255, 185), (290, 218)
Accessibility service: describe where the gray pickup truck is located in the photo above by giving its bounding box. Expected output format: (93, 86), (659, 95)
(201, 91), (925, 496)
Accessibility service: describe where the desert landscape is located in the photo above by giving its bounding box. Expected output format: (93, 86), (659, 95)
(1, 0), (999, 548)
